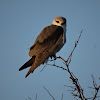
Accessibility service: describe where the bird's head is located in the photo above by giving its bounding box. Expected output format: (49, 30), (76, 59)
(52, 16), (66, 28)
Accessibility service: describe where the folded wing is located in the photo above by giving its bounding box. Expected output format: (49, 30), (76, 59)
(29, 25), (64, 57)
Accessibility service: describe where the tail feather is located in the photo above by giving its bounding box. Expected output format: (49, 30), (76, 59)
(19, 56), (35, 71)
(25, 70), (32, 78)
(25, 53), (50, 78)
(25, 63), (35, 78)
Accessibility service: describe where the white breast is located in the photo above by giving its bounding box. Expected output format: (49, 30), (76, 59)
(62, 24), (66, 44)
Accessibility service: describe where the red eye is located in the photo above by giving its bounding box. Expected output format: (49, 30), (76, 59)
(56, 21), (59, 23)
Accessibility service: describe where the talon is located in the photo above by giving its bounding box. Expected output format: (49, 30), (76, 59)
(50, 54), (56, 59)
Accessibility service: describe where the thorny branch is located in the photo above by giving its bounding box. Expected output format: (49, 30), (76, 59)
(50, 30), (100, 100)
(66, 29), (83, 65)
(56, 30), (86, 99)
(57, 57), (86, 100)
(91, 75), (100, 100)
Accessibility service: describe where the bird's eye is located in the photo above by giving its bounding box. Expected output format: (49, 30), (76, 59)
(56, 21), (59, 23)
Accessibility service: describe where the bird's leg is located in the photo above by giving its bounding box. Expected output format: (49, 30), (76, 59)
(53, 54), (57, 60)
(50, 54), (56, 60)
(50, 54), (57, 65)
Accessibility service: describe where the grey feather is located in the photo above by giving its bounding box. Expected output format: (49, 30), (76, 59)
(29, 25), (63, 57)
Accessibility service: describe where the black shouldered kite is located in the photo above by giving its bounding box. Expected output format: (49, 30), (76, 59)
(19, 16), (67, 78)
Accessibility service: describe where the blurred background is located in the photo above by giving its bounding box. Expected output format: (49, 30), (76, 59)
(0, 0), (100, 100)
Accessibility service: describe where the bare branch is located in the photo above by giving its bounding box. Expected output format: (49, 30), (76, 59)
(66, 29), (83, 65)
(40, 64), (47, 72)
(61, 93), (63, 100)
(55, 30), (87, 100)
(47, 63), (67, 71)
(86, 96), (100, 99)
(28, 97), (32, 100)
(91, 75), (100, 100)
(43, 86), (55, 100)
(35, 94), (37, 100)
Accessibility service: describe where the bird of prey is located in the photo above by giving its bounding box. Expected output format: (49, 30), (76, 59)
(19, 16), (67, 78)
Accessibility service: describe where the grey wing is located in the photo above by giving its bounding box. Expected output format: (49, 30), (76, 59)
(29, 25), (63, 57)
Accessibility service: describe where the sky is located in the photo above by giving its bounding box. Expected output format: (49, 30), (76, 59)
(0, 0), (100, 100)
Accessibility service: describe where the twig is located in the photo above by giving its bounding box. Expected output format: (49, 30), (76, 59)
(47, 63), (67, 71)
(43, 86), (55, 100)
(91, 75), (100, 100)
(61, 93), (63, 100)
(86, 96), (100, 99)
(66, 29), (83, 65)
(28, 97), (32, 100)
(35, 94), (37, 100)
(40, 64), (47, 72)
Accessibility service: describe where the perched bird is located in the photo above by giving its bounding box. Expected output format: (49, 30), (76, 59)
(19, 16), (67, 78)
